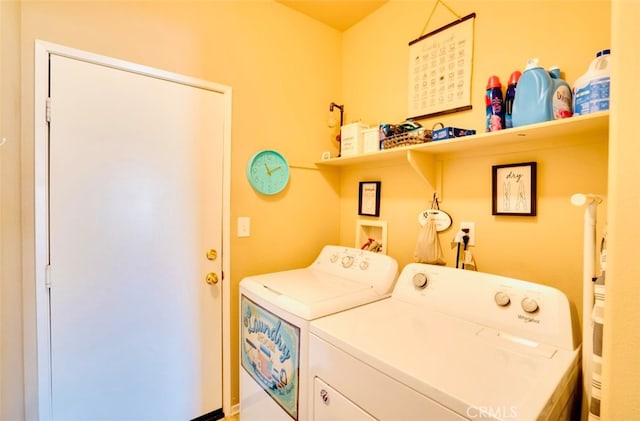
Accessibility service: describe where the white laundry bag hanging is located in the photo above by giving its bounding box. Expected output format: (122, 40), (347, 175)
(414, 213), (446, 265)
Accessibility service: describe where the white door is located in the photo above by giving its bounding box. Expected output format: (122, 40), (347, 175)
(47, 53), (224, 420)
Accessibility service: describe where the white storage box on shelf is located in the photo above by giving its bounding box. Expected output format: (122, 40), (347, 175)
(340, 122), (369, 157)
(362, 127), (380, 154)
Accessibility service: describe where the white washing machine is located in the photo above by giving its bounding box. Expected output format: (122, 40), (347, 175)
(239, 245), (398, 421)
(309, 263), (581, 421)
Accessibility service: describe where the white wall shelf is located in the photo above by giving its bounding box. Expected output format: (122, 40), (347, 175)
(316, 111), (609, 199)
(316, 111), (609, 166)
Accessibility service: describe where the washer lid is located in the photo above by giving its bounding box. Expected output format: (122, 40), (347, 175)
(240, 268), (387, 320)
(310, 298), (580, 420)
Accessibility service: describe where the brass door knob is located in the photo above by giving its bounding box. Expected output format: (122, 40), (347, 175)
(206, 273), (219, 285)
(206, 249), (217, 261)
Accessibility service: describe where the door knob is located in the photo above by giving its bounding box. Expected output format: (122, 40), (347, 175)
(206, 273), (219, 285)
(206, 249), (217, 261)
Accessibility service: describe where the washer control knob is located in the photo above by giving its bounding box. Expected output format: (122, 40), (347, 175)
(521, 297), (539, 313)
(412, 273), (429, 289)
(359, 260), (369, 270)
(329, 254), (339, 263)
(494, 291), (511, 307)
(341, 255), (354, 268)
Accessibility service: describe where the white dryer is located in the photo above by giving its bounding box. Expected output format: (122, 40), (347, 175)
(239, 245), (398, 421)
(309, 263), (581, 421)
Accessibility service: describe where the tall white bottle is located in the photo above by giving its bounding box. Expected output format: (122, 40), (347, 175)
(573, 49), (611, 116)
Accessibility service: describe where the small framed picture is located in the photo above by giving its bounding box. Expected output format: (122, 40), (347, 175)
(492, 162), (537, 216)
(358, 181), (381, 217)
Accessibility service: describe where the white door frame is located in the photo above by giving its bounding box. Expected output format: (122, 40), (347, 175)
(26, 40), (232, 420)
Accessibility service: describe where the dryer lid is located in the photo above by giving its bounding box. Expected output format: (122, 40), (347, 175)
(241, 268), (387, 320)
(310, 298), (579, 420)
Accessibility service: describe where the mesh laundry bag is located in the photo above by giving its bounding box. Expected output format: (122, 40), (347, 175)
(414, 213), (446, 265)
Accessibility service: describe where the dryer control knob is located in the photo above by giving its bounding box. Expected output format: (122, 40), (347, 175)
(494, 291), (511, 307)
(341, 255), (354, 268)
(521, 297), (539, 313)
(412, 273), (429, 289)
(330, 254), (339, 263)
(359, 260), (369, 270)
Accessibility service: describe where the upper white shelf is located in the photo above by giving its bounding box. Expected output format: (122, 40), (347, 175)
(315, 111), (609, 167)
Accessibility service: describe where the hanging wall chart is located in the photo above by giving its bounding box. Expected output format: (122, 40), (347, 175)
(407, 9), (475, 120)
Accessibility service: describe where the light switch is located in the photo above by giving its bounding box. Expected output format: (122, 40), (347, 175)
(237, 217), (250, 237)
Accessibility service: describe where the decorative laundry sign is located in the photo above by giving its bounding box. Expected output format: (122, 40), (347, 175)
(407, 12), (476, 120)
(241, 295), (300, 420)
(491, 162), (537, 216)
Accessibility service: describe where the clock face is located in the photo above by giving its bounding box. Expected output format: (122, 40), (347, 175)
(246, 150), (290, 195)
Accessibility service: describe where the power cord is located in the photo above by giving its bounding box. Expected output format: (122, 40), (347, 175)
(454, 228), (470, 269)
(461, 229), (470, 269)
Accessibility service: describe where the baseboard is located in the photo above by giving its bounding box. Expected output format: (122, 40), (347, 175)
(230, 403), (240, 415)
(191, 408), (225, 421)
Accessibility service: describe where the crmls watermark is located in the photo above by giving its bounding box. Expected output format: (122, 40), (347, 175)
(466, 405), (518, 419)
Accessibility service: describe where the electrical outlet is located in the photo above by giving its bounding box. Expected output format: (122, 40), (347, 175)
(460, 222), (475, 246)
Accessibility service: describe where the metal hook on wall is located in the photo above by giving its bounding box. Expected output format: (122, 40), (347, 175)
(431, 192), (440, 209)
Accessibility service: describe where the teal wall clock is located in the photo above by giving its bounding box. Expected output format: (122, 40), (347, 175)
(246, 149), (290, 195)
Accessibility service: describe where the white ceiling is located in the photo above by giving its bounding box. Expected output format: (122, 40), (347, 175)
(276, 0), (388, 31)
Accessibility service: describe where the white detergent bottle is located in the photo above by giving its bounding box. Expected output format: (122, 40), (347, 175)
(573, 49), (611, 116)
(549, 67), (572, 119)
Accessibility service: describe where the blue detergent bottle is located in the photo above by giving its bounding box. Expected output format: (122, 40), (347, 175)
(511, 58), (553, 127)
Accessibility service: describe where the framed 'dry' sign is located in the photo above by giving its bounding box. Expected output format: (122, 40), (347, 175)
(492, 162), (537, 216)
(358, 181), (381, 217)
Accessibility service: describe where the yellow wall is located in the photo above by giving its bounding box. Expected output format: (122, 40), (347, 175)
(13, 0), (341, 414)
(3, 0), (638, 419)
(603, 0), (640, 418)
(1, 1), (24, 420)
(340, 0), (609, 344)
